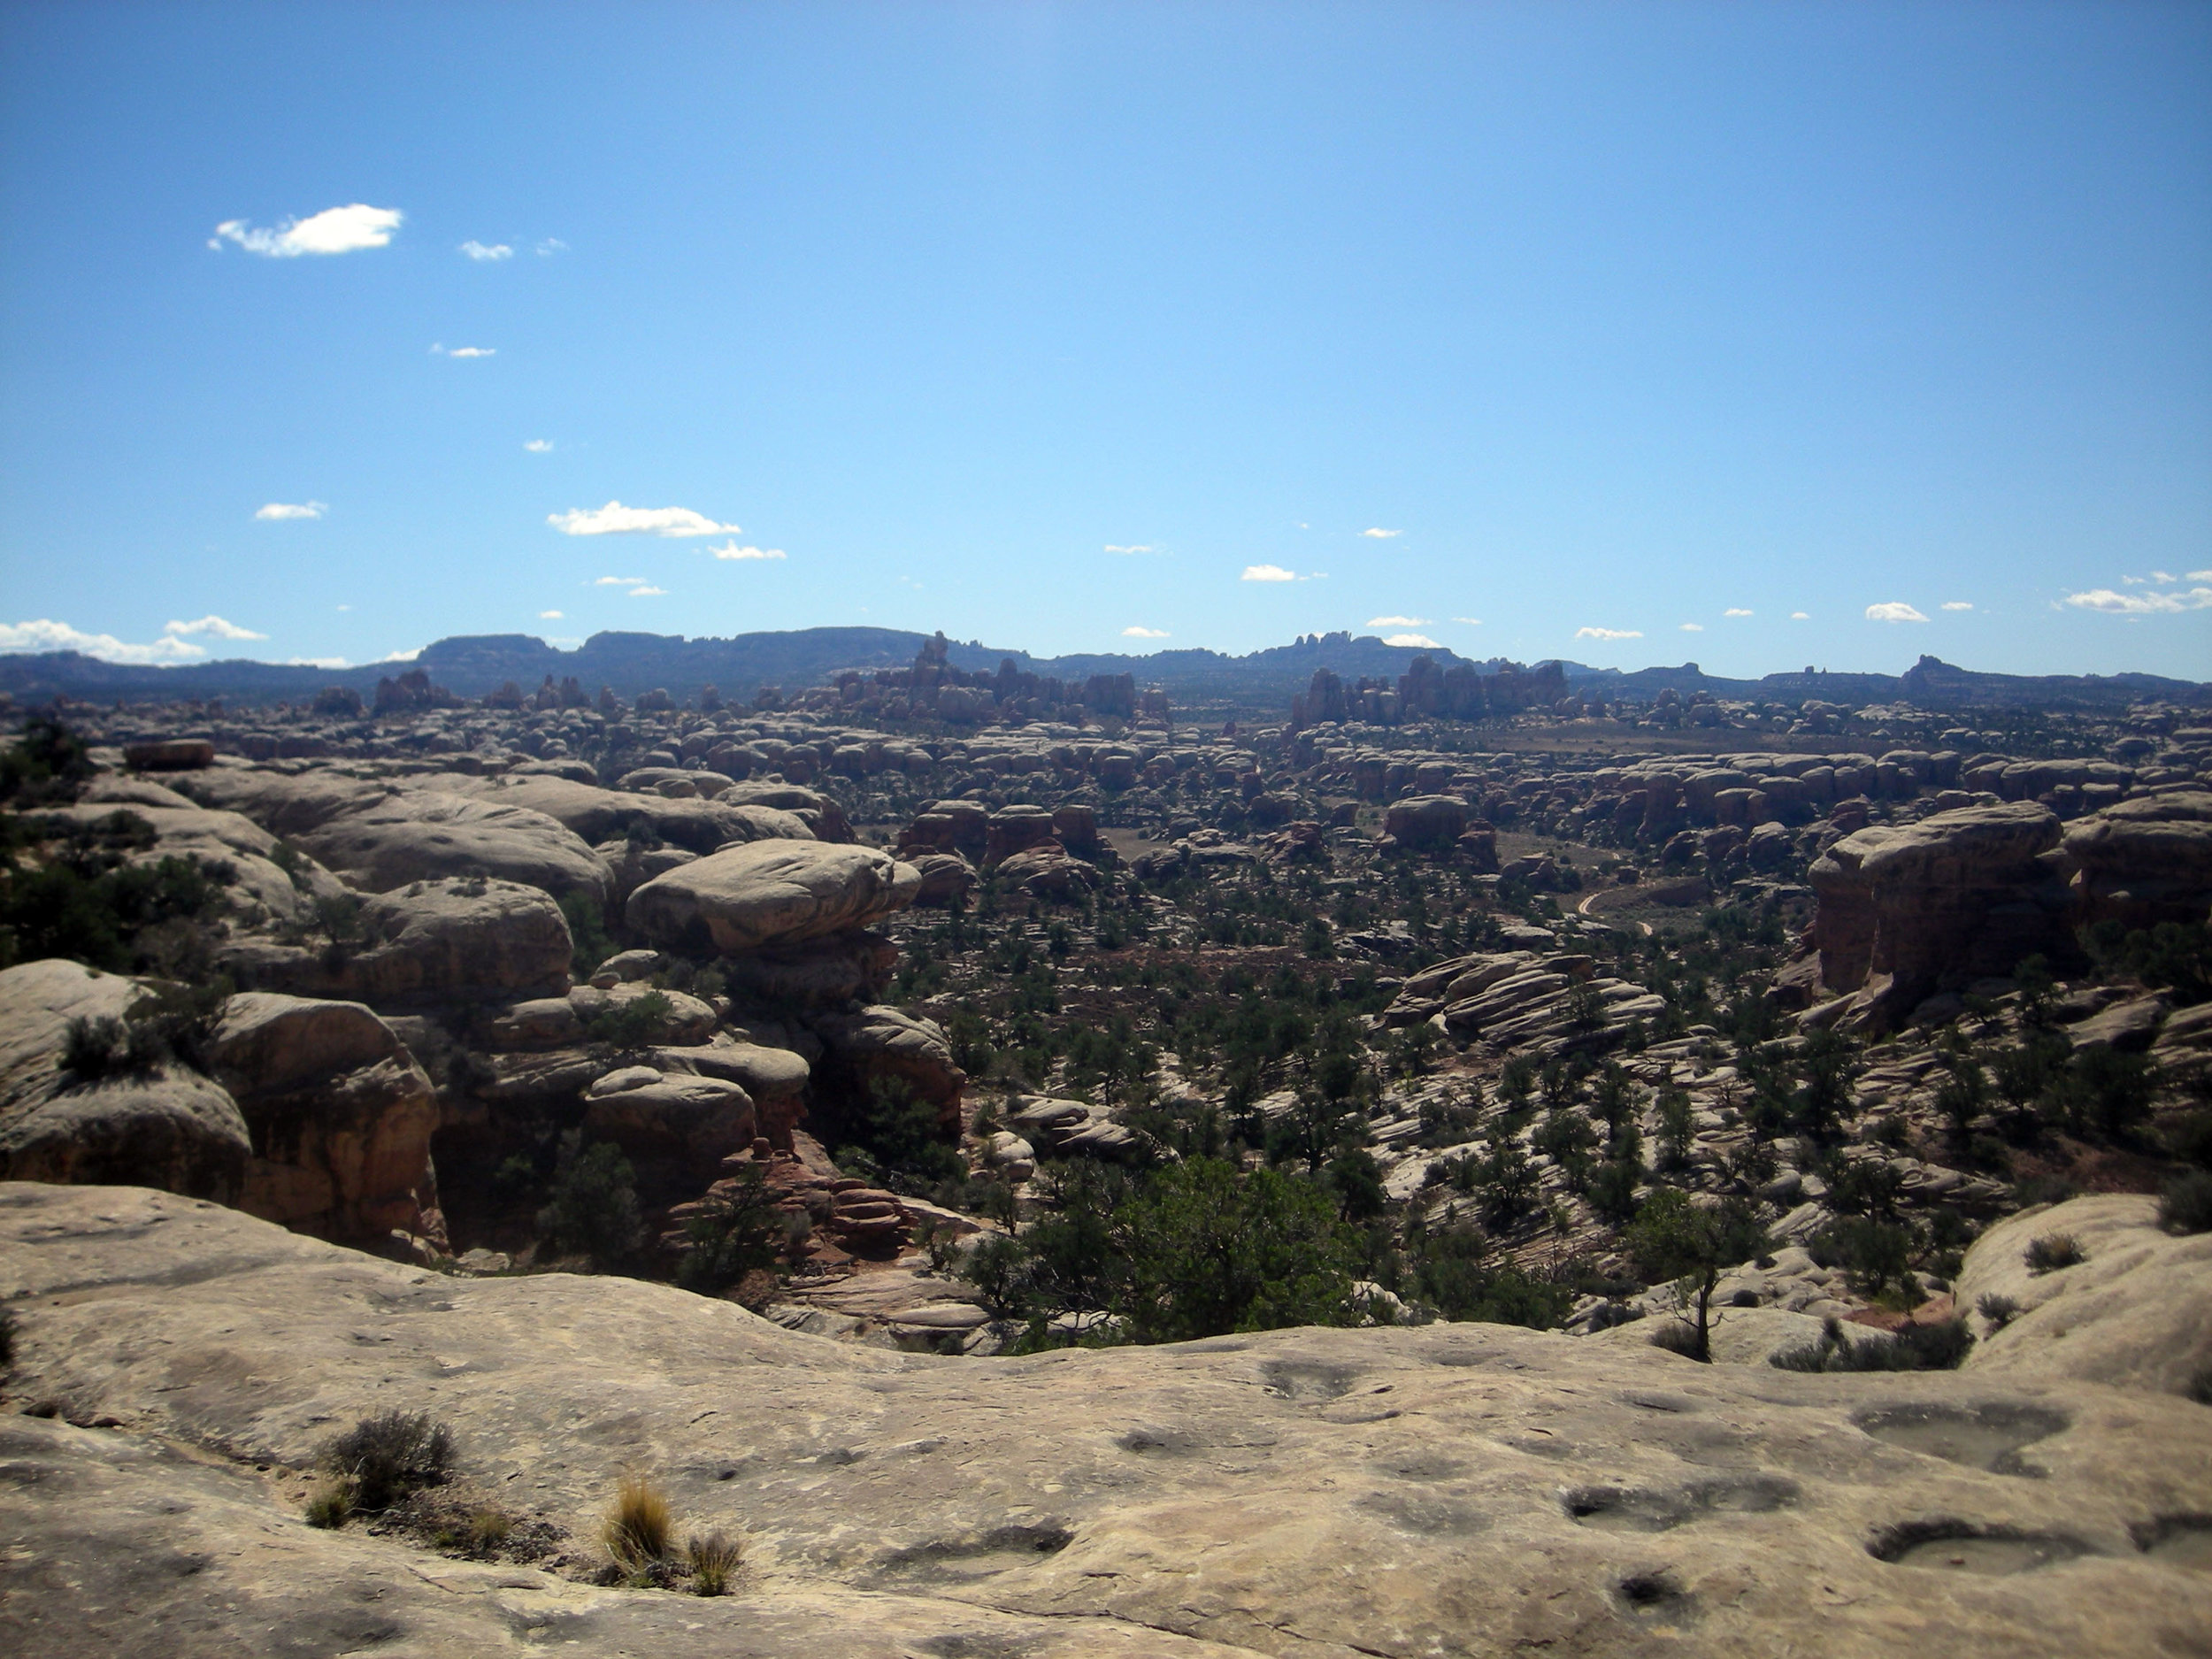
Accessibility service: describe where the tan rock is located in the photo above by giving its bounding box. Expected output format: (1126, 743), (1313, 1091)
(626, 841), (920, 956)
(227, 876), (573, 1005)
(3, 1182), (2208, 1659)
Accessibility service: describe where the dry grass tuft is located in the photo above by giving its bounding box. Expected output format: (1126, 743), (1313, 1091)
(603, 1473), (672, 1571)
(687, 1529), (744, 1595)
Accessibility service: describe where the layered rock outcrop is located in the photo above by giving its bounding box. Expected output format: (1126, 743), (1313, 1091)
(626, 841), (921, 956)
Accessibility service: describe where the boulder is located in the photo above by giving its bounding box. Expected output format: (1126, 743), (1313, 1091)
(122, 738), (215, 771)
(811, 1005), (964, 1131)
(626, 841), (921, 956)
(225, 877), (573, 1005)
(564, 982), (718, 1046)
(718, 928), (899, 1006)
(580, 1066), (757, 1209)
(996, 842), (1102, 901)
(984, 805), (1058, 864)
(4, 1182), (2209, 1659)
(287, 790), (613, 902)
(438, 773), (816, 855)
(908, 851), (978, 907)
(1809, 803), (2067, 1030)
(654, 1037), (811, 1149)
(203, 993), (442, 1245)
(897, 799), (989, 861)
(22, 801), (349, 933)
(2062, 790), (2212, 930)
(1382, 794), (1468, 851)
(0, 961), (250, 1202)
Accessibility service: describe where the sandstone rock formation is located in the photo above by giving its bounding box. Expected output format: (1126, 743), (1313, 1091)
(2062, 789), (2212, 930)
(626, 841), (921, 956)
(0, 962), (249, 1202)
(227, 876), (574, 1004)
(3, 1183), (2208, 1659)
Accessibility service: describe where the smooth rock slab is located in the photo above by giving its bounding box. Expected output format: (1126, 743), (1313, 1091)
(626, 841), (921, 956)
(3, 1184), (2209, 1659)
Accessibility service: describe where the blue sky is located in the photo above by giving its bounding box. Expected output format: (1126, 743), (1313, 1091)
(1, 1), (2208, 679)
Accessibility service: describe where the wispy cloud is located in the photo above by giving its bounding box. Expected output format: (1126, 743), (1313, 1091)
(459, 240), (512, 261)
(595, 575), (649, 588)
(1366, 615), (1431, 628)
(2063, 586), (2212, 615)
(709, 542), (786, 561)
(286, 656), (350, 669)
(431, 343), (495, 357)
(1451, 616), (1482, 626)
(1679, 622), (1705, 632)
(1241, 565), (1300, 583)
(1360, 527), (1401, 539)
(256, 501), (326, 520)
(1940, 601), (1974, 611)
(0, 618), (205, 664)
(211, 204), (401, 257)
(629, 586), (666, 598)
(552, 501), (739, 537)
(524, 439), (553, 453)
(1575, 626), (1643, 641)
(383, 647), (422, 663)
(2191, 570), (2212, 581)
(539, 610), (565, 619)
(1383, 633), (1442, 649)
(1865, 602), (1929, 624)
(1122, 626), (1171, 638)
(1104, 544), (1158, 555)
(1724, 607), (1754, 618)
(1791, 611), (1810, 619)
(535, 238), (567, 257)
(165, 615), (266, 641)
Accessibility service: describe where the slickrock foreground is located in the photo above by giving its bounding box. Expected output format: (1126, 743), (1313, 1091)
(3, 1182), (2208, 1658)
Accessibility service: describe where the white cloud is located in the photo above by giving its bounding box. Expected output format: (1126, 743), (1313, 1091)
(164, 614), (266, 641)
(1791, 611), (1810, 619)
(1724, 607), (1754, 618)
(0, 619), (208, 663)
(2153, 570), (2177, 583)
(1241, 565), (1299, 582)
(211, 203), (402, 257)
(383, 648), (422, 662)
(524, 439), (553, 453)
(286, 656), (350, 669)
(1122, 626), (1171, 638)
(1940, 601), (1974, 611)
(459, 240), (512, 261)
(1679, 622), (1705, 632)
(708, 542), (787, 561)
(255, 500), (326, 520)
(551, 500), (739, 537)
(629, 586), (666, 598)
(1575, 626), (1643, 641)
(1360, 527), (1401, 539)
(595, 575), (648, 587)
(1366, 615), (1432, 628)
(1451, 616), (1483, 626)
(1383, 633), (1443, 649)
(535, 238), (567, 257)
(2063, 586), (2212, 615)
(1865, 602), (1929, 624)
(434, 344), (495, 357)
(1104, 544), (1157, 555)
(539, 610), (565, 619)
(2190, 570), (2212, 581)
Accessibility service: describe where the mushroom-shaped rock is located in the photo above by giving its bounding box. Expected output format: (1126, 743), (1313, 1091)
(654, 1037), (810, 1149)
(626, 841), (920, 956)
(0, 960), (250, 1202)
(203, 993), (442, 1245)
(2062, 790), (2212, 930)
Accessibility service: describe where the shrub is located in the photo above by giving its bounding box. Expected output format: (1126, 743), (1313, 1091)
(0, 714), (91, 803)
(0, 1305), (16, 1370)
(586, 990), (672, 1050)
(122, 979), (230, 1072)
(1770, 1316), (1973, 1372)
(1647, 1319), (1707, 1360)
(320, 1411), (454, 1512)
(827, 1074), (963, 1193)
(2024, 1232), (2085, 1273)
(674, 1164), (781, 1295)
(603, 1474), (672, 1571)
(62, 1015), (123, 1080)
(559, 892), (613, 977)
(1809, 1217), (1915, 1299)
(687, 1531), (743, 1595)
(2160, 1171), (2212, 1235)
(537, 1135), (645, 1268)
(1977, 1292), (2023, 1331)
